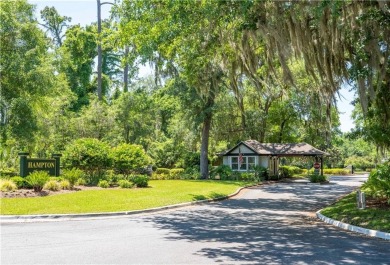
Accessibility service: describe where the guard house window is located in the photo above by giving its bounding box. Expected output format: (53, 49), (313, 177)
(231, 156), (256, 171)
(231, 157), (239, 170)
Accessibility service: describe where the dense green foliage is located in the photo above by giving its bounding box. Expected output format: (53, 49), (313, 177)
(63, 138), (111, 184)
(278, 166), (304, 178)
(10, 176), (30, 189)
(129, 175), (149, 188)
(111, 143), (150, 177)
(363, 163), (390, 204)
(62, 168), (84, 189)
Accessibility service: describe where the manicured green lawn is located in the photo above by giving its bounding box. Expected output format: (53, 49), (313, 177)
(0, 180), (253, 215)
(320, 192), (390, 233)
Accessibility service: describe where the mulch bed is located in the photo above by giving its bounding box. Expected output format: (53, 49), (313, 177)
(366, 197), (390, 210)
(0, 186), (106, 199)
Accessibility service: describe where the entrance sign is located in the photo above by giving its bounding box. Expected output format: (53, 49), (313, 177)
(19, 153), (62, 177)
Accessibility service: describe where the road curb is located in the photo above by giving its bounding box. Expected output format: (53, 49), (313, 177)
(316, 210), (390, 241)
(0, 184), (255, 223)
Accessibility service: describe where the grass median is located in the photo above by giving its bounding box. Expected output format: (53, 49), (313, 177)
(320, 192), (390, 233)
(0, 180), (254, 215)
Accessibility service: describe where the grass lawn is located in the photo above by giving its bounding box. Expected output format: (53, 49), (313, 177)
(0, 180), (253, 215)
(320, 192), (390, 233)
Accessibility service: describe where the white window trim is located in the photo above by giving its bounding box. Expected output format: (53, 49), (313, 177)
(230, 156), (258, 171)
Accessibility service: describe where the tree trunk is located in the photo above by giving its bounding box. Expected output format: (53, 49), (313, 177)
(123, 45), (129, 93)
(278, 119), (287, 143)
(200, 111), (212, 179)
(97, 0), (103, 100)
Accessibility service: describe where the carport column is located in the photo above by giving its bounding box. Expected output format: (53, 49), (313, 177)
(320, 156), (324, 176)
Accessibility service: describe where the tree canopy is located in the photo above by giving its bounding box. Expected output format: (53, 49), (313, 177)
(1, 0), (388, 177)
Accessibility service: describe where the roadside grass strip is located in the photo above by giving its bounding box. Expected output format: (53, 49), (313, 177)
(0, 180), (251, 215)
(320, 192), (390, 234)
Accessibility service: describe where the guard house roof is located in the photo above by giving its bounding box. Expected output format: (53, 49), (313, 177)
(223, 140), (329, 157)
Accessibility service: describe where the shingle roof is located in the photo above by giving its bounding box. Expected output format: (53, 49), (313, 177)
(224, 140), (328, 156)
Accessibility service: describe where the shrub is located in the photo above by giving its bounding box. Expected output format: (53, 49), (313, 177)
(76, 178), (86, 186)
(323, 168), (349, 175)
(210, 165), (233, 180)
(108, 173), (124, 186)
(60, 180), (71, 190)
(63, 138), (111, 184)
(180, 166), (201, 180)
(170, 168), (185, 179)
(26, 171), (50, 192)
(309, 174), (328, 183)
(152, 168), (171, 180)
(111, 143), (150, 177)
(362, 163), (390, 204)
(183, 152), (201, 169)
(130, 175), (149, 188)
(10, 176), (30, 189)
(253, 165), (268, 181)
(0, 168), (18, 178)
(98, 180), (110, 188)
(44, 180), (61, 191)
(62, 168), (84, 189)
(155, 168), (171, 175)
(0, 179), (17, 191)
(240, 172), (257, 182)
(118, 179), (133, 188)
(279, 166), (304, 178)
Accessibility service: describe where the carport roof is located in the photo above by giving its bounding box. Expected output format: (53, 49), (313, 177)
(223, 140), (329, 156)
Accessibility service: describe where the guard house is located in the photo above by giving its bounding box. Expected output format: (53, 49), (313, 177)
(221, 140), (328, 176)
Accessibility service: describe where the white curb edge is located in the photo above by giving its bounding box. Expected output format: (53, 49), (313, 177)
(0, 184), (255, 223)
(316, 210), (390, 241)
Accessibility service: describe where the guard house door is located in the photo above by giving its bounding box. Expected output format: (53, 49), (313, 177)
(268, 156), (279, 177)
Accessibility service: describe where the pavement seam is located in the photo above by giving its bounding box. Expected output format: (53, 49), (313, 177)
(0, 184), (258, 223)
(316, 210), (390, 241)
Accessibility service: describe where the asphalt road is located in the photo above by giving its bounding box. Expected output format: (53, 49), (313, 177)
(1, 175), (389, 265)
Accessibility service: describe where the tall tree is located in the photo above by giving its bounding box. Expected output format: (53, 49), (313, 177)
(39, 6), (71, 47)
(120, 0), (230, 178)
(60, 24), (97, 111)
(0, 0), (54, 148)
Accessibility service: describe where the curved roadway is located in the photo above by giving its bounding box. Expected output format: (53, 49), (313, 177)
(1, 175), (389, 264)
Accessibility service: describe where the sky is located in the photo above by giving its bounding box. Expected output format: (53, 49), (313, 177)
(29, 0), (356, 133)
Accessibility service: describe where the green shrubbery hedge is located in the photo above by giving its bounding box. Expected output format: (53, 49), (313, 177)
(130, 175), (149, 187)
(279, 166), (304, 178)
(363, 163), (390, 204)
(111, 143), (150, 177)
(152, 168), (187, 180)
(10, 176), (31, 189)
(323, 168), (349, 175)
